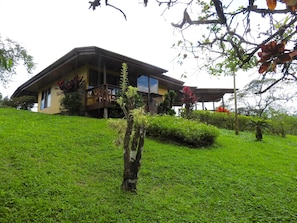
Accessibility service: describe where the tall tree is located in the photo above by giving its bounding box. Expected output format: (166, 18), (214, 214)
(0, 35), (34, 86)
(89, 0), (297, 91)
(235, 78), (297, 117)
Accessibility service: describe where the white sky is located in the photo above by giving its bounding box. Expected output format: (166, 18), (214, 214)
(0, 0), (247, 99)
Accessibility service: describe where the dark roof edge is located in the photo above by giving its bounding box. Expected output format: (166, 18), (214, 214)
(12, 47), (86, 98)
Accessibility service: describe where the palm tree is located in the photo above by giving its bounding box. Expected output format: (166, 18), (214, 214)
(249, 119), (270, 141)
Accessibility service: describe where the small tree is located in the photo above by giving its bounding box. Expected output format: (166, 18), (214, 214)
(249, 119), (270, 141)
(181, 86), (197, 118)
(117, 63), (147, 192)
(57, 75), (85, 115)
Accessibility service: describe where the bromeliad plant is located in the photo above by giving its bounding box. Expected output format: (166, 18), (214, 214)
(57, 75), (85, 115)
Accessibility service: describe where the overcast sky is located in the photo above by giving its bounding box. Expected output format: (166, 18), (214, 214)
(1, 0), (248, 98)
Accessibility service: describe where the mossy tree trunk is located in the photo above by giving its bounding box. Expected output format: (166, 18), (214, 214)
(121, 120), (146, 192)
(118, 63), (147, 193)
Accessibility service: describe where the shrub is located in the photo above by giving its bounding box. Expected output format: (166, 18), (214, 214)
(147, 115), (219, 148)
(187, 110), (297, 137)
(157, 90), (176, 115)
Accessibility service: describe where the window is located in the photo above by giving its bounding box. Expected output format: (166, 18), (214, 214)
(40, 88), (51, 110)
(88, 69), (102, 87)
(137, 75), (158, 94)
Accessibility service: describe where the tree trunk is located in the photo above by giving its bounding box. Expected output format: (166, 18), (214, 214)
(121, 114), (133, 191)
(256, 126), (263, 141)
(121, 122), (145, 192)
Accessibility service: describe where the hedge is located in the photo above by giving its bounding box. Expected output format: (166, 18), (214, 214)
(147, 115), (219, 148)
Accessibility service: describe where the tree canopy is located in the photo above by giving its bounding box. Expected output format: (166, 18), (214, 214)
(89, 0), (297, 92)
(0, 35), (34, 87)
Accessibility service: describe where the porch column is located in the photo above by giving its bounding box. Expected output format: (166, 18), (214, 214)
(103, 60), (108, 118)
(145, 75), (150, 112)
(201, 96), (205, 110)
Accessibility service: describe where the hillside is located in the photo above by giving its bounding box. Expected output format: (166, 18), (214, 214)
(0, 108), (297, 222)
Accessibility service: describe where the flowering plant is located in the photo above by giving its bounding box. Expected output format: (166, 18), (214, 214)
(216, 106), (230, 113)
(57, 75), (84, 93)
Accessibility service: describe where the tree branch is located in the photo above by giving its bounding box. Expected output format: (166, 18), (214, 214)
(105, 0), (127, 20)
(240, 16), (297, 68)
(88, 0), (127, 20)
(256, 78), (283, 94)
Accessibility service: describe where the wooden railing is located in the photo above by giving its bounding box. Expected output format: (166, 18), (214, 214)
(86, 84), (119, 109)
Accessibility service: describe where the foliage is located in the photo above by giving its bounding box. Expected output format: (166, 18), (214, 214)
(1, 108), (297, 222)
(257, 40), (297, 74)
(0, 35), (34, 86)
(181, 86), (197, 118)
(186, 110), (247, 131)
(268, 109), (297, 137)
(157, 90), (177, 115)
(57, 75), (85, 116)
(147, 115), (219, 148)
(188, 109), (297, 136)
(0, 95), (36, 110)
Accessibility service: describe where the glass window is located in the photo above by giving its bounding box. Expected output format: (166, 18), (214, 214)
(150, 77), (158, 94)
(137, 75), (158, 94)
(40, 88), (51, 110)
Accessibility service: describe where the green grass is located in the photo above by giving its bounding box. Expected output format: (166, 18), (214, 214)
(0, 108), (297, 222)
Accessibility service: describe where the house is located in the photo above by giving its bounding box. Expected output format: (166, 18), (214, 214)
(12, 46), (185, 118)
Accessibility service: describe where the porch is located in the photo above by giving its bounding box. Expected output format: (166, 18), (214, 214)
(85, 84), (165, 118)
(86, 84), (119, 110)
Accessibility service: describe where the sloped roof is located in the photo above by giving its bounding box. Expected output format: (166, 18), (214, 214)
(12, 46), (184, 98)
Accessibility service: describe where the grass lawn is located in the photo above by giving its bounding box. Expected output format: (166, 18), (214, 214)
(0, 108), (296, 222)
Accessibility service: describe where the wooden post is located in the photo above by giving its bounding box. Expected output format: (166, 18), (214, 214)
(147, 75), (151, 112)
(233, 71), (239, 135)
(103, 60), (108, 119)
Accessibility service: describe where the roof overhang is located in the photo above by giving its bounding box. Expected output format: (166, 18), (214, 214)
(194, 88), (235, 102)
